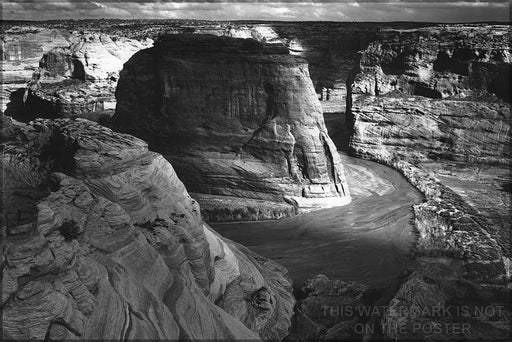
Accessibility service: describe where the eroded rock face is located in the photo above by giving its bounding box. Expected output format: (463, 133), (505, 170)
(349, 25), (511, 102)
(346, 24), (511, 274)
(350, 96), (511, 164)
(1, 26), (71, 114)
(345, 25), (511, 340)
(1, 117), (294, 340)
(113, 34), (350, 219)
(3, 30), (152, 122)
(347, 25), (511, 165)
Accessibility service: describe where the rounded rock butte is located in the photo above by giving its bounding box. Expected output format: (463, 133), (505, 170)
(112, 34), (351, 220)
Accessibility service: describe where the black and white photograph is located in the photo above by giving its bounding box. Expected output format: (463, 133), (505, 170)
(1, 1), (510, 340)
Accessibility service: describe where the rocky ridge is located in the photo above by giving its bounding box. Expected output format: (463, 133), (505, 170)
(112, 34), (351, 220)
(1, 116), (294, 340)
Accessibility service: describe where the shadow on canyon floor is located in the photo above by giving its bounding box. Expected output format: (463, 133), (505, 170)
(322, 112), (353, 152)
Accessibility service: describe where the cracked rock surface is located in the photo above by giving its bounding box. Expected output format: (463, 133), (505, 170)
(1, 117), (294, 340)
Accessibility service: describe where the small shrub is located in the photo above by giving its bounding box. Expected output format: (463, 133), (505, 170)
(58, 219), (80, 241)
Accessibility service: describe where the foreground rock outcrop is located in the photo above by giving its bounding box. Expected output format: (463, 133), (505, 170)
(113, 34), (350, 220)
(383, 261), (510, 341)
(286, 275), (378, 341)
(1, 117), (294, 340)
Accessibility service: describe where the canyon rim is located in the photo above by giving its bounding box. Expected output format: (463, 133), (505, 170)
(1, 1), (511, 341)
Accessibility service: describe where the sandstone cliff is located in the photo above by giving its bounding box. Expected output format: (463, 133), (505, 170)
(1, 20), (425, 123)
(1, 26), (70, 114)
(1, 117), (294, 340)
(350, 96), (511, 164)
(345, 25), (511, 339)
(2, 21), (439, 122)
(3, 31), (152, 122)
(113, 34), (350, 220)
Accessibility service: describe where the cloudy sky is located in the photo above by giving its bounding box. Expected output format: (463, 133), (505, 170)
(2, 1), (510, 22)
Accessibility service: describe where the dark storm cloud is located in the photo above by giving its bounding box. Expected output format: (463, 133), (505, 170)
(2, 1), (510, 22)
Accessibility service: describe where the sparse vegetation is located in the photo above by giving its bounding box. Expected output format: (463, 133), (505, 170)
(58, 219), (80, 241)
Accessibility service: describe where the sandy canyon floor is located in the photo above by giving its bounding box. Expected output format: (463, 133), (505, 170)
(212, 114), (424, 288)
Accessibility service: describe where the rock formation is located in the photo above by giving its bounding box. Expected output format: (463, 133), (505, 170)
(286, 274), (376, 341)
(1, 26), (70, 113)
(350, 96), (511, 164)
(349, 25), (511, 102)
(3, 21), (510, 340)
(1, 116), (294, 340)
(383, 262), (510, 341)
(3, 31), (152, 122)
(2, 21), (436, 121)
(345, 24), (511, 339)
(113, 34), (350, 220)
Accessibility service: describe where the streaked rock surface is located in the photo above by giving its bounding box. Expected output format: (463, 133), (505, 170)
(3, 30), (152, 122)
(113, 34), (351, 219)
(345, 24), (511, 340)
(1, 26), (71, 112)
(350, 96), (511, 164)
(1, 117), (294, 340)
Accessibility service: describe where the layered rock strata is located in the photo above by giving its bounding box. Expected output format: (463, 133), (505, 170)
(348, 25), (511, 103)
(350, 96), (511, 164)
(4, 32), (152, 122)
(1, 117), (294, 340)
(1, 26), (70, 113)
(345, 24), (511, 339)
(2, 21), (434, 119)
(113, 34), (350, 220)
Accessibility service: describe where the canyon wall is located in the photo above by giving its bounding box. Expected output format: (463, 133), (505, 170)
(346, 24), (511, 339)
(112, 34), (350, 220)
(347, 25), (511, 156)
(0, 23), (294, 123)
(350, 96), (511, 164)
(2, 26), (152, 122)
(1, 20), (407, 119)
(1, 116), (294, 340)
(1, 26), (70, 114)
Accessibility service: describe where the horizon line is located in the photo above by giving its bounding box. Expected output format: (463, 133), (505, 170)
(1, 18), (511, 24)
